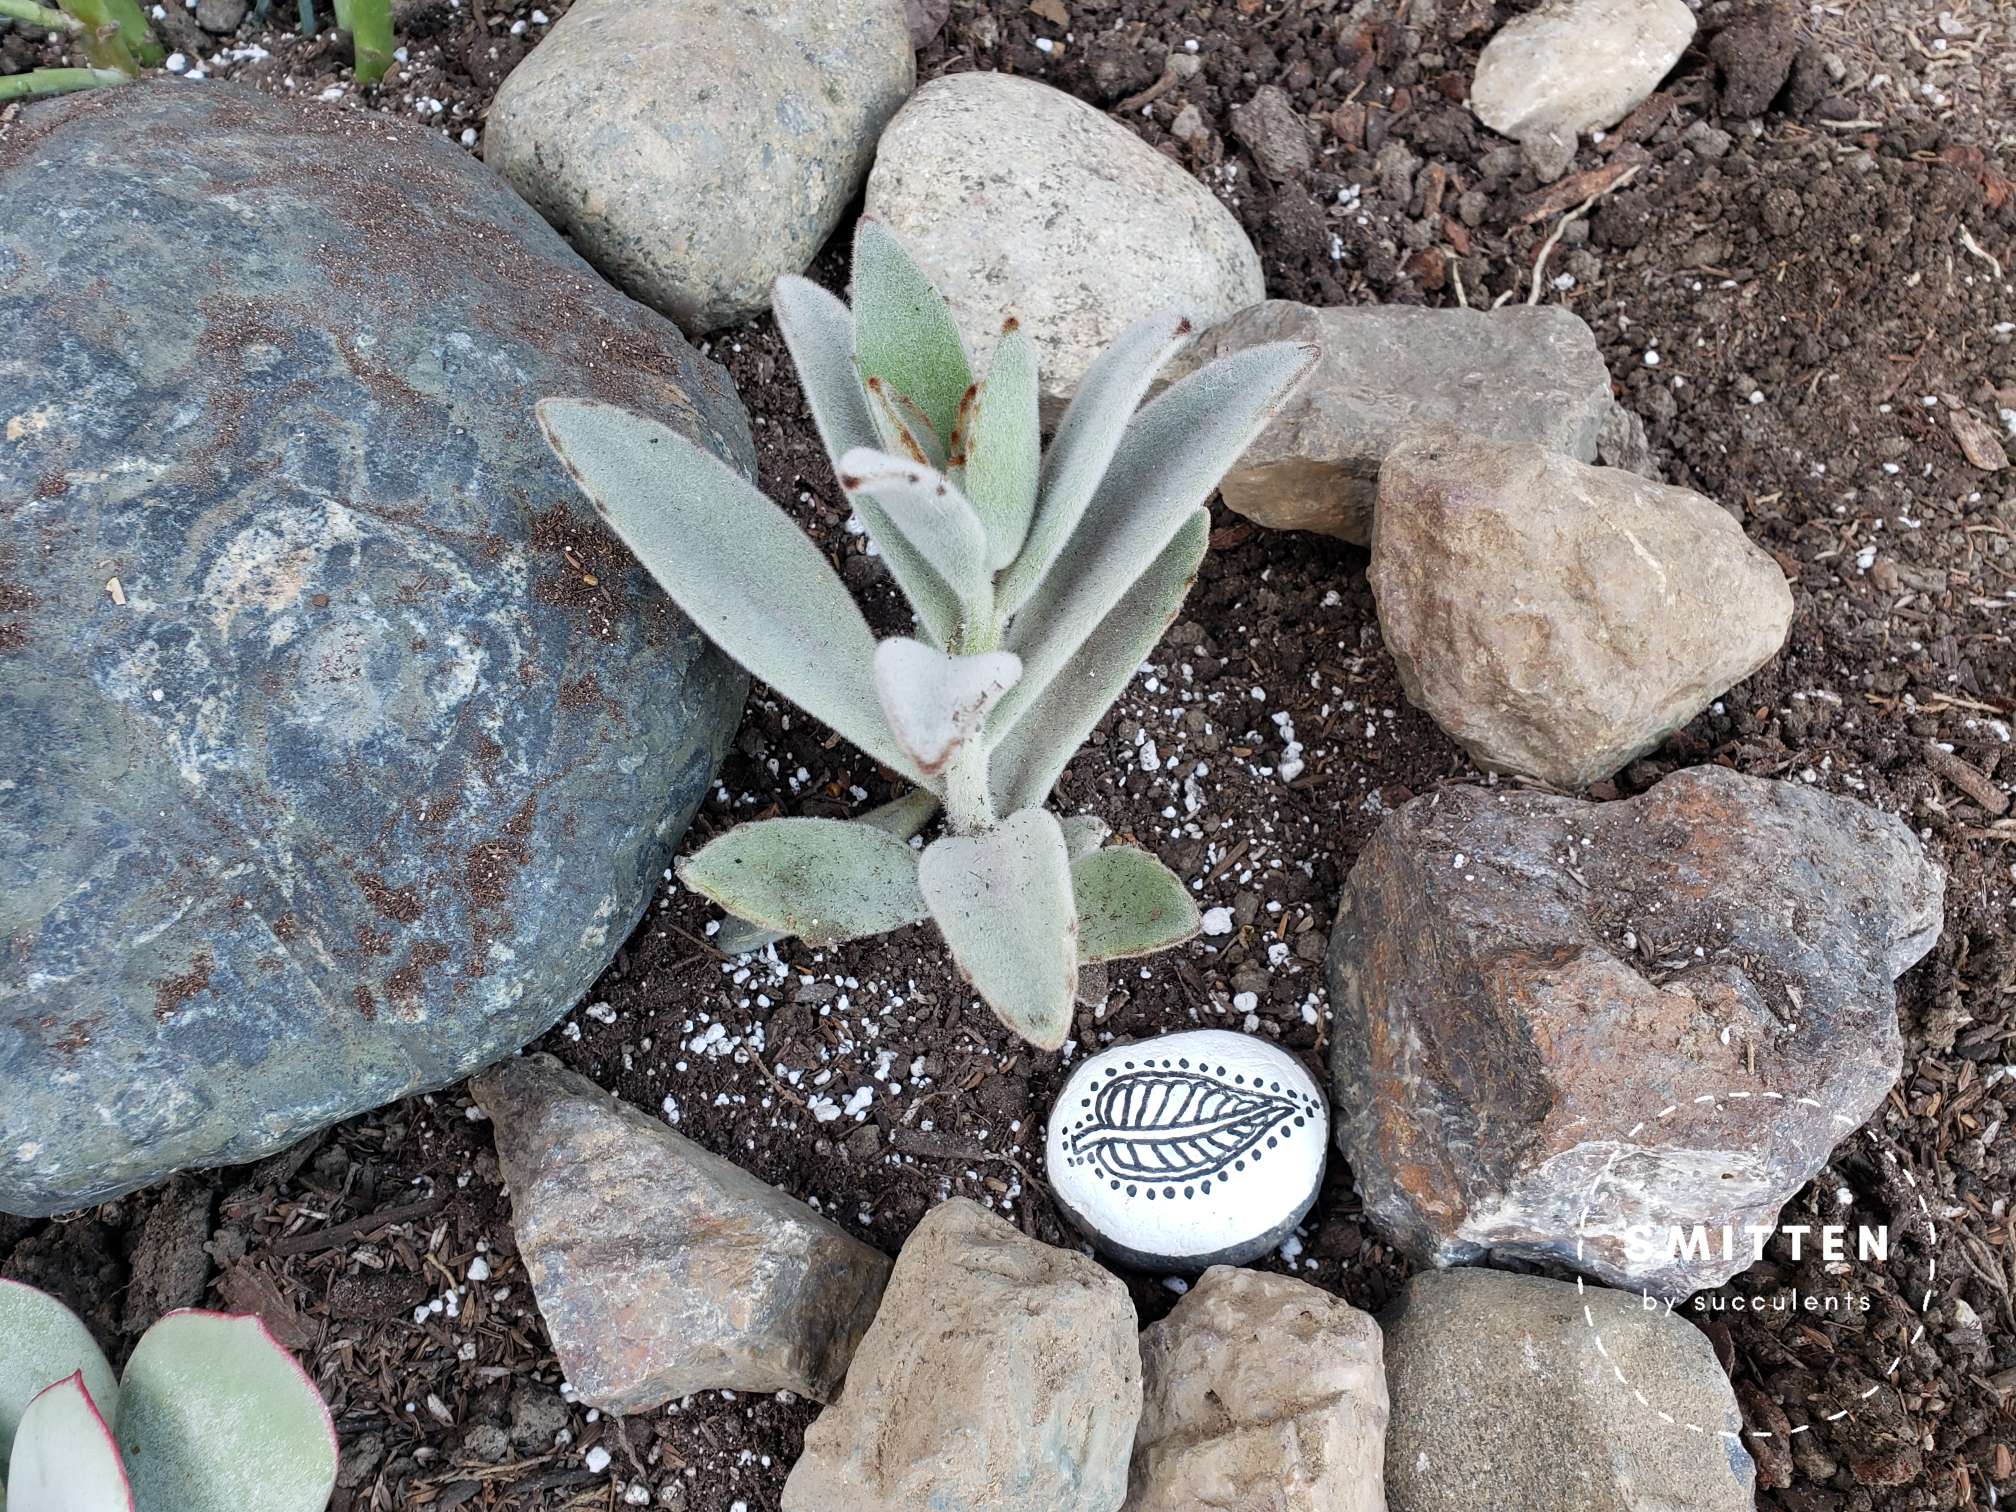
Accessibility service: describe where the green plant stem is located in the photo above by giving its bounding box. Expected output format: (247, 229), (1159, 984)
(943, 740), (995, 836)
(0, 64), (124, 97)
(0, 0), (82, 30)
(57, 0), (157, 73)
(332, 0), (392, 83)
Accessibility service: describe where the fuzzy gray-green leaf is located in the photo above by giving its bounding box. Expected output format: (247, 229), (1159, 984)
(714, 791), (940, 954)
(962, 322), (1042, 570)
(996, 310), (1196, 614)
(8, 1372), (132, 1512)
(537, 399), (925, 786)
(995, 342), (1315, 729)
(1072, 846), (1201, 962)
(680, 818), (927, 947)
(918, 809), (1078, 1050)
(990, 508), (1209, 814)
(1, 1280), (118, 1465)
(838, 448), (992, 626)
(852, 219), (973, 447)
(115, 1312), (337, 1512)
(772, 275), (878, 473)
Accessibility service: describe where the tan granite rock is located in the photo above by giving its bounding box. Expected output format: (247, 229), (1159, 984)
(1383, 1269), (1754, 1511)
(1370, 429), (1793, 788)
(783, 1198), (1141, 1511)
(1471, 0), (1696, 175)
(864, 72), (1264, 415)
(1128, 1266), (1387, 1511)
(486, 0), (913, 332)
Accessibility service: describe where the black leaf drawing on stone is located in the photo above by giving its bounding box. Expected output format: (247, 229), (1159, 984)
(1064, 1067), (1309, 1189)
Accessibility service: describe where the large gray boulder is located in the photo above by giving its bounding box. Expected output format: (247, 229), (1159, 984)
(864, 73), (1265, 416)
(0, 83), (750, 1217)
(1164, 302), (1616, 544)
(486, 0), (914, 333)
(1383, 1269), (1755, 1511)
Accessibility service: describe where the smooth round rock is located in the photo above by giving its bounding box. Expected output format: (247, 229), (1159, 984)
(485, 0), (914, 334)
(864, 73), (1266, 415)
(1046, 1031), (1327, 1271)
(0, 83), (751, 1216)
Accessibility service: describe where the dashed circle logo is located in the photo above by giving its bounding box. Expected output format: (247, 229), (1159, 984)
(1572, 1089), (1935, 1447)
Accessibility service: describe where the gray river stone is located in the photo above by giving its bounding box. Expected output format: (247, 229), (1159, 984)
(0, 83), (751, 1216)
(1164, 300), (1615, 544)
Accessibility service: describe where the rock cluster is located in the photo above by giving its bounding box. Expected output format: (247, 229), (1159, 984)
(1131, 1267), (1386, 1512)
(1167, 301), (1616, 544)
(475, 1055), (890, 1410)
(864, 72), (1265, 414)
(1383, 1269), (1756, 1511)
(0, 83), (746, 1218)
(1327, 766), (1944, 1298)
(783, 1199), (1141, 1511)
(1369, 429), (1795, 789)
(486, 0), (914, 332)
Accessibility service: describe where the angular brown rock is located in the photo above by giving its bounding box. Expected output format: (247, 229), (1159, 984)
(472, 1054), (889, 1411)
(1370, 429), (1794, 788)
(1326, 767), (1943, 1298)
(1128, 1266), (1387, 1511)
(783, 1198), (1141, 1512)
(1165, 303), (1614, 544)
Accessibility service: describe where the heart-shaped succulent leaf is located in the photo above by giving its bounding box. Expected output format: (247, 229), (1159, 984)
(1071, 845), (1202, 963)
(919, 808), (1078, 1049)
(680, 817), (928, 947)
(113, 1312), (336, 1512)
(874, 639), (1022, 779)
(7, 1373), (132, 1512)
(0, 1280), (118, 1466)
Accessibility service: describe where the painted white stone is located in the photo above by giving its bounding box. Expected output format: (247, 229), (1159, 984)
(1046, 1031), (1326, 1270)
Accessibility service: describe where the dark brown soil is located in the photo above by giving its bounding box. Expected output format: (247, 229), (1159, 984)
(6, 2), (2015, 1509)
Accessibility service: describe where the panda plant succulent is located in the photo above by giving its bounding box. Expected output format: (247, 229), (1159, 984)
(539, 220), (1315, 1052)
(1, 1278), (337, 1512)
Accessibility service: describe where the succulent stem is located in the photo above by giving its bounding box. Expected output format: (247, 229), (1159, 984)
(0, 0), (83, 29)
(333, 0), (393, 84)
(942, 739), (995, 836)
(0, 64), (124, 98)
